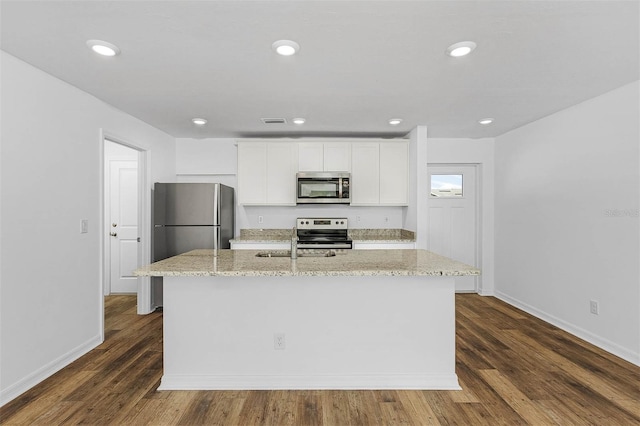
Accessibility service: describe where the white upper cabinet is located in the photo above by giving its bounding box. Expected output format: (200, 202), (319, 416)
(350, 141), (409, 206)
(379, 142), (409, 205)
(238, 139), (407, 206)
(350, 142), (380, 205)
(298, 142), (351, 172)
(298, 143), (324, 171)
(237, 143), (268, 204)
(237, 141), (298, 205)
(323, 142), (351, 172)
(267, 142), (298, 205)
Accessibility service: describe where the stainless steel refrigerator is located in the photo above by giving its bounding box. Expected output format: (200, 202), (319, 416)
(151, 183), (235, 307)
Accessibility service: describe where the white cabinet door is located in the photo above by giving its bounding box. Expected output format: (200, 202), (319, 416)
(324, 142), (351, 172)
(350, 142), (380, 205)
(267, 143), (298, 205)
(298, 142), (350, 172)
(379, 142), (409, 205)
(237, 143), (267, 204)
(352, 242), (416, 250)
(298, 143), (324, 172)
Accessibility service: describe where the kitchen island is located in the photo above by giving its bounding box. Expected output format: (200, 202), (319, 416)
(135, 249), (479, 390)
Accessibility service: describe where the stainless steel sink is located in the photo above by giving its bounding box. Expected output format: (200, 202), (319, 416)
(255, 250), (336, 258)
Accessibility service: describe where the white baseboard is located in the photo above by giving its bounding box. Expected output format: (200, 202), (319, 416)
(158, 373), (461, 391)
(495, 291), (640, 367)
(0, 335), (102, 407)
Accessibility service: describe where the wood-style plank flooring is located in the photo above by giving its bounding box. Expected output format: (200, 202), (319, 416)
(1, 294), (639, 425)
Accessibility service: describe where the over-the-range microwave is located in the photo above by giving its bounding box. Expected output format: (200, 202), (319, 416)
(296, 172), (350, 204)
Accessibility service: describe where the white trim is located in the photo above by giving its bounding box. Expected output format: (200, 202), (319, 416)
(137, 149), (153, 314)
(0, 335), (102, 406)
(158, 373), (461, 391)
(99, 130), (153, 315)
(98, 133), (106, 342)
(495, 291), (640, 367)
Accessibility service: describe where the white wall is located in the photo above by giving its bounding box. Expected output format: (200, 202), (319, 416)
(0, 52), (176, 405)
(176, 137), (237, 188)
(427, 138), (495, 295)
(495, 81), (640, 365)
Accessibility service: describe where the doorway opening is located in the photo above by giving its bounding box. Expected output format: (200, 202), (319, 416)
(427, 164), (481, 293)
(100, 131), (152, 345)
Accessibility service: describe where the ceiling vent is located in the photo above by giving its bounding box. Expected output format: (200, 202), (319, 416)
(261, 118), (287, 124)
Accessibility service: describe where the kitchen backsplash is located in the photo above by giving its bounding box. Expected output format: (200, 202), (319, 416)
(238, 205), (406, 231)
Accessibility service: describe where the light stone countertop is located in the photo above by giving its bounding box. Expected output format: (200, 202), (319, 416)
(134, 249), (479, 277)
(229, 228), (416, 244)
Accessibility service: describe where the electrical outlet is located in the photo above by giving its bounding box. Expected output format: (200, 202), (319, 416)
(274, 333), (286, 350)
(384, 216), (389, 223)
(356, 216), (361, 222)
(590, 300), (599, 315)
(258, 215), (264, 224)
(80, 219), (88, 234)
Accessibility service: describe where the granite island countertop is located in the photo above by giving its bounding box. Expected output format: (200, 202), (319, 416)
(135, 249), (479, 277)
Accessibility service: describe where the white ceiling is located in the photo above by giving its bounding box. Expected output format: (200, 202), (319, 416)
(1, 1), (638, 139)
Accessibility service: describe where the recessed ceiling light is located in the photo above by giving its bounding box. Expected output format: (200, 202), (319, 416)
(192, 118), (207, 126)
(292, 118), (306, 125)
(272, 40), (300, 56)
(86, 39), (120, 57)
(446, 41), (477, 58)
(388, 118), (403, 126)
(478, 118), (494, 125)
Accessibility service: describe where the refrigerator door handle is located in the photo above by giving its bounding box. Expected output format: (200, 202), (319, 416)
(213, 184), (220, 226)
(213, 226), (220, 250)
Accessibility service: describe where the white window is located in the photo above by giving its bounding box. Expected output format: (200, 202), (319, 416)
(430, 174), (463, 197)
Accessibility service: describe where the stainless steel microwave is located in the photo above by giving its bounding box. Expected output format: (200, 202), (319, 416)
(296, 172), (350, 204)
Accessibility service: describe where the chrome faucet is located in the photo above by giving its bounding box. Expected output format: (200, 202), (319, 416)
(291, 226), (298, 259)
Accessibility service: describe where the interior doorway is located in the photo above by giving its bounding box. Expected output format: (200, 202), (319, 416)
(100, 132), (152, 321)
(427, 164), (480, 292)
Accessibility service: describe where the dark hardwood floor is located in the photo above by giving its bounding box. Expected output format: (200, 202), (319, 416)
(2, 294), (639, 425)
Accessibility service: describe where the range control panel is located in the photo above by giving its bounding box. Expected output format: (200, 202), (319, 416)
(297, 217), (348, 230)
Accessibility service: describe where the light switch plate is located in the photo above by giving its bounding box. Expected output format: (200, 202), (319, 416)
(81, 219), (88, 234)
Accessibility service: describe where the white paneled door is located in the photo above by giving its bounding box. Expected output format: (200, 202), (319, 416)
(109, 160), (139, 293)
(427, 165), (479, 292)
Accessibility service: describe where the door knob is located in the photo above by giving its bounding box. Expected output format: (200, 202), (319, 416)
(112, 223), (118, 227)
(110, 232), (117, 237)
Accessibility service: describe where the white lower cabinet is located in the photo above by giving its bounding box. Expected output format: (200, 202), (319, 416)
(352, 242), (416, 250)
(230, 242), (289, 250)
(237, 142), (298, 205)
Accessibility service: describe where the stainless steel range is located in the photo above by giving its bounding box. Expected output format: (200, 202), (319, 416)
(296, 218), (352, 249)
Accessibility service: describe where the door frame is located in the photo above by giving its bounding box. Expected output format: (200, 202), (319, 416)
(426, 163), (482, 293)
(99, 130), (152, 341)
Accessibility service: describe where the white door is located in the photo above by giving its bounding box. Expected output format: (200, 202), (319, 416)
(427, 165), (478, 292)
(109, 160), (139, 293)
